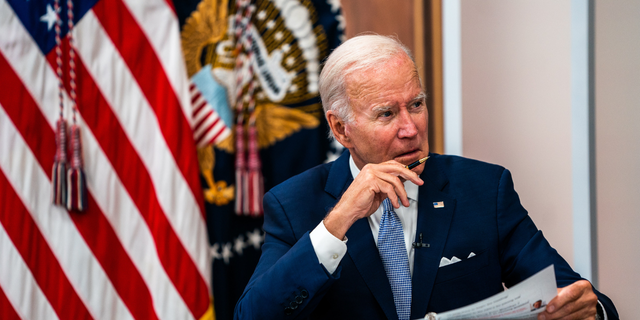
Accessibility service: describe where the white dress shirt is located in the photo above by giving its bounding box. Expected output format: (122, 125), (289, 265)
(309, 155), (419, 276)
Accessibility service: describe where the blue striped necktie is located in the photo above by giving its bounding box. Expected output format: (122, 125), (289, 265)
(378, 198), (412, 320)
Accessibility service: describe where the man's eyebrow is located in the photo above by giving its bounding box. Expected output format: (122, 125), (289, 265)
(371, 105), (392, 113)
(370, 93), (426, 113)
(411, 92), (427, 102)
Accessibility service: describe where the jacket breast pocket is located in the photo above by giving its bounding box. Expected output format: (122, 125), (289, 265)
(434, 250), (489, 283)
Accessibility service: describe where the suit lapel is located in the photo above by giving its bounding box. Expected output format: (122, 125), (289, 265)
(411, 156), (456, 319)
(324, 151), (353, 199)
(325, 151), (399, 320)
(347, 220), (398, 320)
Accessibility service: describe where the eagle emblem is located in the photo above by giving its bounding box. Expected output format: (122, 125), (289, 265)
(181, 0), (329, 206)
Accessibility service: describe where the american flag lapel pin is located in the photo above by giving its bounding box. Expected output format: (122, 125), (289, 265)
(433, 201), (444, 208)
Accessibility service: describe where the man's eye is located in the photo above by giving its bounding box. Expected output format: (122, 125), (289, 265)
(412, 101), (423, 109)
(380, 111), (392, 118)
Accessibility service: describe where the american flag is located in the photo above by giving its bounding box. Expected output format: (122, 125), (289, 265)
(0, 0), (212, 319)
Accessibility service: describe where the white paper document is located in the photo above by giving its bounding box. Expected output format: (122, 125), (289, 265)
(422, 265), (557, 320)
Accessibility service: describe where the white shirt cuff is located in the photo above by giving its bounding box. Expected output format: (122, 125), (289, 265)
(309, 221), (347, 274)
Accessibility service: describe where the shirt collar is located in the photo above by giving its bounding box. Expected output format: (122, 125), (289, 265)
(348, 155), (419, 201)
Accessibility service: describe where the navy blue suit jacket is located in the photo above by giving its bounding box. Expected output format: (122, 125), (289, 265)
(235, 152), (617, 319)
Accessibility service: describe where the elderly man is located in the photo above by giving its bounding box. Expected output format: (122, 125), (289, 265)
(234, 35), (617, 320)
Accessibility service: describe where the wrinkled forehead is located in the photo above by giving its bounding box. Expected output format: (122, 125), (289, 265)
(345, 54), (421, 101)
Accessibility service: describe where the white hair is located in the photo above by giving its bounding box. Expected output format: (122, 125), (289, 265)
(318, 34), (417, 139)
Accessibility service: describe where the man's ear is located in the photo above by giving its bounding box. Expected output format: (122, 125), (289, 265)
(326, 111), (352, 148)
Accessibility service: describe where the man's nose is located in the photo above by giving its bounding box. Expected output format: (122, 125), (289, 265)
(397, 109), (418, 138)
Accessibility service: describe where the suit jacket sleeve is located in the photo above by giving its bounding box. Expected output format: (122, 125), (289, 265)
(495, 169), (618, 319)
(234, 190), (339, 320)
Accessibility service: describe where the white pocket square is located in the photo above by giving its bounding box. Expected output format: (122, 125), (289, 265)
(439, 256), (461, 267)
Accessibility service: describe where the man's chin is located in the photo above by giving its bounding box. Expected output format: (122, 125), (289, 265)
(394, 151), (424, 165)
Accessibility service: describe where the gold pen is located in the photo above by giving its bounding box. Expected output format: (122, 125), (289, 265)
(405, 156), (429, 169)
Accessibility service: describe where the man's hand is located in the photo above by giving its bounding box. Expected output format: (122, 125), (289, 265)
(323, 160), (424, 240)
(538, 280), (598, 320)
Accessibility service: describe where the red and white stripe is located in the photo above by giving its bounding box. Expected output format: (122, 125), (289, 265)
(0, 0), (212, 319)
(0, 219), (59, 320)
(190, 83), (231, 147)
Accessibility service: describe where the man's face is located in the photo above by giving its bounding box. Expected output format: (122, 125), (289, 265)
(330, 53), (430, 174)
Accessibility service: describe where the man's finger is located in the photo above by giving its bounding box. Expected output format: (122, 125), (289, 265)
(378, 161), (424, 185)
(379, 178), (410, 208)
(379, 183), (402, 208)
(539, 300), (577, 320)
(539, 280), (597, 320)
(399, 169), (424, 186)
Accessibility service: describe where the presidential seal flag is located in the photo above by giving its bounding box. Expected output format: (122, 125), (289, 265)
(0, 0), (213, 319)
(175, 0), (345, 318)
